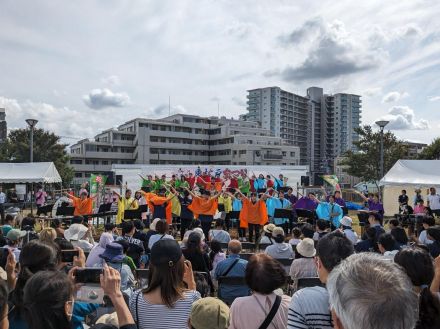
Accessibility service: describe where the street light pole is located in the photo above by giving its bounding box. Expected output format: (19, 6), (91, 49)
(25, 119), (38, 215)
(375, 120), (389, 179)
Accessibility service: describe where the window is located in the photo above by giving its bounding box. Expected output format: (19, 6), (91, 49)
(74, 173), (82, 178)
(102, 161), (109, 165)
(70, 159), (82, 164)
(282, 151), (287, 156)
(239, 150), (247, 155)
(290, 152), (295, 157)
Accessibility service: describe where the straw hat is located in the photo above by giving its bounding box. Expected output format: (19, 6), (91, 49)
(263, 223), (276, 234)
(296, 238), (316, 258)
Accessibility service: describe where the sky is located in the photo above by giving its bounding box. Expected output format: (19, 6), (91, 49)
(0, 0), (439, 145)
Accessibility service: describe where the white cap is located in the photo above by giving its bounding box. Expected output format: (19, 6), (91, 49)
(340, 216), (353, 227)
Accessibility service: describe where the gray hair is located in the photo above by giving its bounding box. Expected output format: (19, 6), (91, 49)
(327, 253), (418, 329)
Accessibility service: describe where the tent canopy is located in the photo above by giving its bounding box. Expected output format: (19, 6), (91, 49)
(379, 160), (440, 187)
(0, 162), (62, 184)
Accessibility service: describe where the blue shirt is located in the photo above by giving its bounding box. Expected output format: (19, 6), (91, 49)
(271, 198), (291, 225)
(215, 254), (250, 304)
(316, 202), (343, 227)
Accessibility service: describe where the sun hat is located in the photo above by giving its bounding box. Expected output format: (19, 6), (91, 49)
(296, 238), (316, 258)
(99, 242), (125, 263)
(150, 218), (161, 231)
(263, 223), (276, 234)
(190, 297), (230, 329)
(272, 227), (285, 237)
(6, 229), (27, 242)
(95, 312), (118, 327)
(193, 227), (206, 241)
(340, 216), (353, 227)
(64, 223), (88, 241)
(150, 239), (182, 267)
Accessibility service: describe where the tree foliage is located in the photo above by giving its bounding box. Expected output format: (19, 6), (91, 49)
(418, 138), (440, 160)
(0, 128), (74, 185)
(339, 125), (409, 182)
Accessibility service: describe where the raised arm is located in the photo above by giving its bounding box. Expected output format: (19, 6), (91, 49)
(354, 190), (368, 202)
(184, 187), (198, 198)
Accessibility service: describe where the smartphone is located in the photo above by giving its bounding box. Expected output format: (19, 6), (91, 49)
(75, 268), (102, 284)
(61, 250), (79, 263)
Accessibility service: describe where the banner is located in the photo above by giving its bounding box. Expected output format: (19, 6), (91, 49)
(90, 174), (108, 207)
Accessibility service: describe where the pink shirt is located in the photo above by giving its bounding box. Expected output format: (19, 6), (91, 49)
(414, 205), (425, 214)
(229, 292), (291, 329)
(35, 190), (47, 206)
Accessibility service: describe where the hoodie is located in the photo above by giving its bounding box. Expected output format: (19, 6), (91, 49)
(264, 242), (295, 259)
(85, 233), (114, 267)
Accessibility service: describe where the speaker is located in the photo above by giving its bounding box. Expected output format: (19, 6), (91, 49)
(300, 176), (310, 186)
(115, 175), (123, 186)
(313, 173), (324, 186)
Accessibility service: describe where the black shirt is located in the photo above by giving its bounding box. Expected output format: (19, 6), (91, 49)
(182, 249), (212, 272)
(398, 194), (409, 205)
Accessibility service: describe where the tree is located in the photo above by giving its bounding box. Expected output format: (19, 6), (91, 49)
(0, 128), (74, 185)
(418, 138), (440, 160)
(339, 125), (408, 183)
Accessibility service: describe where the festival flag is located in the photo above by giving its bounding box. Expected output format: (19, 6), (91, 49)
(90, 174), (108, 207)
(321, 175), (341, 190)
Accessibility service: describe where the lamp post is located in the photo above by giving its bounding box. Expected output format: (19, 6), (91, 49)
(25, 119), (38, 215)
(25, 119), (38, 162)
(375, 120), (389, 180)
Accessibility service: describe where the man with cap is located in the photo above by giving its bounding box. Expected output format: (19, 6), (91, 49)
(289, 238), (317, 285)
(340, 216), (358, 244)
(189, 297), (230, 329)
(4, 229), (27, 260)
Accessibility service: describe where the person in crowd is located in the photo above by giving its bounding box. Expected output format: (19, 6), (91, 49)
(64, 223), (94, 252)
(314, 194), (343, 229)
(188, 297), (230, 329)
(0, 186), (5, 223)
(394, 247), (440, 329)
(286, 187), (298, 206)
(8, 188), (18, 203)
(254, 174), (267, 193)
(388, 219), (400, 231)
(21, 217), (39, 244)
(289, 238), (318, 285)
(5, 229), (26, 260)
(86, 232), (114, 267)
(145, 217), (160, 253)
(339, 216), (358, 244)
(218, 192), (232, 215)
(64, 190), (94, 217)
(53, 238), (76, 272)
(133, 219), (149, 251)
(414, 199), (427, 215)
(209, 240), (226, 278)
(51, 218), (65, 238)
(356, 191), (384, 220)
(355, 227), (378, 253)
(229, 253), (291, 329)
(288, 231), (354, 329)
(398, 189), (409, 213)
(144, 187), (178, 226)
(367, 212), (385, 241)
(114, 189), (139, 225)
(313, 219), (330, 241)
(264, 227), (294, 259)
(0, 279), (8, 329)
(390, 226), (408, 248)
(9, 240), (59, 328)
(332, 190), (346, 208)
(327, 253), (419, 329)
(427, 226), (440, 258)
(300, 223), (315, 239)
(97, 242), (134, 292)
(148, 219), (174, 250)
(2, 214), (14, 236)
(39, 227), (57, 244)
(215, 240), (249, 305)
(427, 187), (440, 216)
(419, 216), (435, 245)
(178, 190), (194, 239)
(182, 232), (212, 273)
(288, 227), (302, 246)
(237, 190), (268, 243)
(104, 222), (118, 240)
(208, 219), (231, 243)
(414, 188), (424, 206)
(294, 192), (318, 212)
(23, 264), (137, 329)
(34, 185), (47, 210)
(377, 233), (399, 260)
(259, 223), (275, 245)
(117, 221), (145, 267)
(114, 239), (137, 273)
(129, 239), (200, 329)
(187, 188), (221, 240)
(266, 190), (292, 234)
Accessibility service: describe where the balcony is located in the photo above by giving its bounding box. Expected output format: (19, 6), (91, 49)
(262, 153), (283, 160)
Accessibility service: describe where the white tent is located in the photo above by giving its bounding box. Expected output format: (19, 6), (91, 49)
(0, 162), (62, 184)
(379, 160), (440, 216)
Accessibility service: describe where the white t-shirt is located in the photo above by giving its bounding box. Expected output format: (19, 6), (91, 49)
(427, 194), (440, 210)
(419, 230), (434, 245)
(208, 229), (231, 243)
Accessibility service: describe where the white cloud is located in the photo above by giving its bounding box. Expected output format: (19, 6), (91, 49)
(0, 96), (95, 138)
(83, 88), (130, 110)
(364, 87), (382, 97)
(429, 96), (440, 102)
(380, 106), (429, 130)
(101, 75), (121, 86)
(382, 91), (409, 103)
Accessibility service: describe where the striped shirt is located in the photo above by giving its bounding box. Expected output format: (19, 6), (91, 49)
(288, 286), (333, 329)
(129, 290), (201, 329)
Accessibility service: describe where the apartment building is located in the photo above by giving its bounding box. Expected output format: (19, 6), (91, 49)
(0, 108), (6, 143)
(70, 114), (300, 182)
(241, 86), (362, 181)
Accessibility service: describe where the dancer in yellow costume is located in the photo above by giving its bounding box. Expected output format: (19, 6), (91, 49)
(114, 189), (139, 224)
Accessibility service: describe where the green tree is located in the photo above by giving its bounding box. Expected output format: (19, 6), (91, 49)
(418, 138), (440, 160)
(0, 128), (74, 185)
(340, 125), (408, 182)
